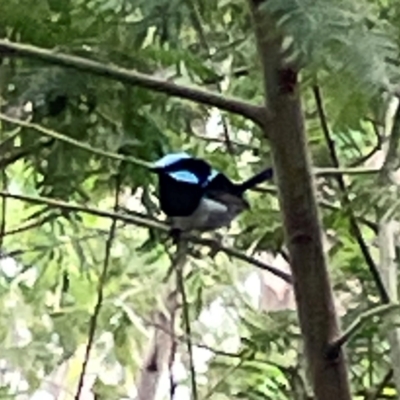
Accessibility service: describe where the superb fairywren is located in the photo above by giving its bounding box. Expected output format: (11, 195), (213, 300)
(151, 152), (273, 232)
(199, 167), (273, 231)
(151, 152), (212, 217)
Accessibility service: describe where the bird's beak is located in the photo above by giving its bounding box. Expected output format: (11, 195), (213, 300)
(149, 165), (162, 173)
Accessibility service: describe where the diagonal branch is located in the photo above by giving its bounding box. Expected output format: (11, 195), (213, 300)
(184, 0), (235, 155)
(256, 186), (378, 232)
(313, 85), (389, 304)
(0, 190), (292, 283)
(0, 39), (267, 127)
(174, 241), (197, 400)
(314, 167), (380, 176)
(0, 113), (150, 168)
(74, 173), (121, 399)
(381, 100), (400, 174)
(376, 101), (400, 398)
(0, 113), (383, 177)
(327, 303), (400, 358)
(2, 212), (58, 237)
(366, 369), (394, 400)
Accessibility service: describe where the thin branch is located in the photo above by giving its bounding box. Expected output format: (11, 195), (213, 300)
(314, 167), (380, 176)
(203, 359), (246, 400)
(377, 100), (400, 397)
(74, 175), (120, 400)
(0, 138), (55, 169)
(1, 231), (108, 260)
(256, 186), (378, 233)
(327, 303), (400, 359)
(381, 101), (400, 174)
(197, 237), (292, 283)
(148, 318), (291, 369)
(0, 128), (20, 152)
(0, 39), (267, 127)
(0, 190), (292, 283)
(185, 0), (235, 155)
(349, 137), (382, 168)
(1, 213), (57, 237)
(0, 112), (384, 178)
(0, 158), (7, 251)
(0, 113), (150, 168)
(367, 369), (394, 400)
(174, 241), (197, 400)
(0, 113), (9, 250)
(313, 85), (389, 304)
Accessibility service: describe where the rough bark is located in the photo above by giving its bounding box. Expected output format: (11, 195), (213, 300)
(248, 1), (352, 399)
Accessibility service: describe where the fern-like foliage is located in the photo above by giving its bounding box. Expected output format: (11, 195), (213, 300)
(263, 0), (399, 94)
(5, 66), (96, 119)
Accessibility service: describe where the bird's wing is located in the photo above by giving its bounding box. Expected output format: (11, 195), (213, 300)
(206, 191), (249, 213)
(192, 193), (248, 231)
(167, 170), (204, 185)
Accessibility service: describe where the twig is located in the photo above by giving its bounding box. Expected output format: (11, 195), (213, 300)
(0, 113), (8, 250)
(366, 369), (394, 400)
(0, 138), (54, 169)
(0, 39), (267, 127)
(1, 230), (108, 260)
(184, 0), (235, 155)
(148, 318), (286, 362)
(203, 359), (246, 400)
(0, 213), (57, 237)
(0, 190), (292, 283)
(1, 112), (384, 178)
(381, 101), (400, 174)
(377, 101), (400, 397)
(349, 136), (382, 167)
(0, 113), (150, 168)
(327, 303), (400, 359)
(313, 85), (390, 304)
(0, 128), (21, 152)
(174, 240), (198, 400)
(74, 175), (120, 399)
(0, 158), (7, 251)
(255, 186), (378, 233)
(197, 237), (292, 283)
(314, 167), (380, 176)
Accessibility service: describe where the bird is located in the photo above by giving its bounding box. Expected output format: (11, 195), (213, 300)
(151, 152), (213, 217)
(198, 166), (273, 231)
(151, 152), (273, 233)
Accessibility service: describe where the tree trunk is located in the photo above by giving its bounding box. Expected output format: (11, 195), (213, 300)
(248, 1), (352, 399)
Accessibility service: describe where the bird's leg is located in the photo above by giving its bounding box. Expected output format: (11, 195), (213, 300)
(208, 232), (224, 258)
(163, 230), (188, 283)
(169, 227), (182, 245)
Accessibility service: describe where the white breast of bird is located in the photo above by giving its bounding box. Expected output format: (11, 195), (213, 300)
(171, 195), (249, 232)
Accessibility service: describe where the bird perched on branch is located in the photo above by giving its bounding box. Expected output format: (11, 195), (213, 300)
(151, 152), (273, 234)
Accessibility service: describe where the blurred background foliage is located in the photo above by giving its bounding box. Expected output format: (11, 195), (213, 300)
(0, 0), (400, 398)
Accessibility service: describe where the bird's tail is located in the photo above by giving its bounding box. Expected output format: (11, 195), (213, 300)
(237, 168), (273, 193)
